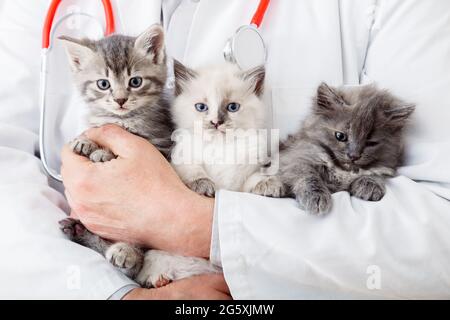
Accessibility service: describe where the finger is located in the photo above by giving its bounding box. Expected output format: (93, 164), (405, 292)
(65, 191), (79, 219)
(69, 210), (80, 219)
(214, 292), (233, 300)
(210, 274), (230, 294)
(60, 144), (92, 182)
(84, 124), (148, 157)
(61, 144), (91, 169)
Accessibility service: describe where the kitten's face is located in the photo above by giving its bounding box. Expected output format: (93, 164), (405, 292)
(172, 62), (266, 132)
(60, 25), (167, 116)
(311, 83), (415, 170)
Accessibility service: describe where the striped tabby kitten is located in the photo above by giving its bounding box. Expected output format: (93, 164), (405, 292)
(60, 24), (173, 160)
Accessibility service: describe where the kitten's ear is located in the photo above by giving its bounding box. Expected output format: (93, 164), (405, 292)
(382, 100), (415, 129)
(241, 65), (265, 97)
(59, 36), (94, 72)
(315, 82), (346, 115)
(173, 60), (197, 96)
(135, 24), (165, 65)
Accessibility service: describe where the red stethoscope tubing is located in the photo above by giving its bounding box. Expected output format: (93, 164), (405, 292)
(251, 0), (271, 28)
(42, 0), (115, 49)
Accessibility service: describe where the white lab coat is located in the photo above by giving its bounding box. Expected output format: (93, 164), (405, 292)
(0, 0), (449, 299)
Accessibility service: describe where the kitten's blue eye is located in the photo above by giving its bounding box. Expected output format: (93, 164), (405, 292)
(335, 131), (348, 142)
(97, 79), (110, 90)
(129, 77), (143, 88)
(226, 102), (240, 113)
(195, 103), (208, 112)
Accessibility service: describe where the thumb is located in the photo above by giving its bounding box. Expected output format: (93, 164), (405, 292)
(84, 124), (144, 157)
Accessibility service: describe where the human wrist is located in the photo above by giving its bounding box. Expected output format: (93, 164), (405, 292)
(139, 187), (214, 258)
(171, 189), (214, 258)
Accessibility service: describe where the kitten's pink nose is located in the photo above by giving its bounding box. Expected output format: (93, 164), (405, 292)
(210, 120), (224, 129)
(114, 98), (128, 107)
(347, 152), (361, 162)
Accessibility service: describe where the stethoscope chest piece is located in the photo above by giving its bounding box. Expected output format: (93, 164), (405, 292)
(224, 25), (267, 70)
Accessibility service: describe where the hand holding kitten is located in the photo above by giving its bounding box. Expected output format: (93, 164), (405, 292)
(62, 124), (214, 258)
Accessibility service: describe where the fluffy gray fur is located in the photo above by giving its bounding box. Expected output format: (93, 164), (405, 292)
(280, 83), (415, 215)
(59, 26), (218, 286)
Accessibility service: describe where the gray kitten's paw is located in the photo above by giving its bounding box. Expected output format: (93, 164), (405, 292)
(297, 189), (332, 215)
(89, 149), (116, 163)
(251, 176), (285, 198)
(59, 218), (90, 241)
(188, 178), (216, 197)
(350, 176), (386, 201)
(70, 137), (99, 158)
(105, 243), (143, 278)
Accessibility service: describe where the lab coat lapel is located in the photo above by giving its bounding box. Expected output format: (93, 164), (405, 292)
(182, 0), (258, 66)
(113, 0), (162, 36)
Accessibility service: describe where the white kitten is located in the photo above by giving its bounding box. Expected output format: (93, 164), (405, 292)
(171, 61), (284, 198)
(134, 63), (285, 288)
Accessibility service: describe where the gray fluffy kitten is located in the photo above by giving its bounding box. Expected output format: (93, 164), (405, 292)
(280, 83), (415, 215)
(58, 25), (218, 287)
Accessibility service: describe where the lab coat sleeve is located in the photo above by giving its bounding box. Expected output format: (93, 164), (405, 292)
(0, 0), (136, 299)
(215, 178), (450, 299)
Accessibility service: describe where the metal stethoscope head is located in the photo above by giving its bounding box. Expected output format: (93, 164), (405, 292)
(223, 0), (270, 70)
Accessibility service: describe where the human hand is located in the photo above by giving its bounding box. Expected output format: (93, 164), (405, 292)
(61, 124), (214, 258)
(123, 274), (231, 300)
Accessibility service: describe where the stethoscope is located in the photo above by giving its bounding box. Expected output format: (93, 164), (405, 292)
(39, 0), (270, 182)
(40, 0), (115, 182)
(224, 0), (270, 70)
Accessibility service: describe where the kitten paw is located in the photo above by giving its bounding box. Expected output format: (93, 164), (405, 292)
(59, 218), (89, 241)
(297, 189), (332, 215)
(105, 243), (143, 278)
(70, 137), (99, 158)
(188, 178), (216, 197)
(154, 275), (172, 288)
(89, 149), (116, 163)
(251, 176), (285, 198)
(136, 250), (219, 289)
(350, 176), (385, 201)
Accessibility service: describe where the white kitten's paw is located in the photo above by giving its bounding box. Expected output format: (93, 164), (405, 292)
(136, 250), (220, 289)
(70, 136), (99, 158)
(188, 178), (216, 197)
(89, 149), (116, 163)
(105, 243), (143, 278)
(251, 176), (285, 198)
